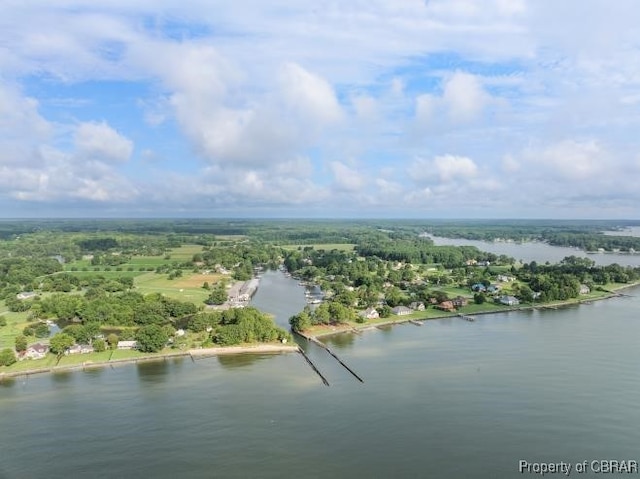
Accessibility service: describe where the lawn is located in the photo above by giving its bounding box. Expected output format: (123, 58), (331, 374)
(134, 272), (219, 303)
(0, 302), (32, 350)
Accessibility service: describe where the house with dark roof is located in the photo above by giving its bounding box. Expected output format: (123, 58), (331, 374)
(24, 343), (49, 360)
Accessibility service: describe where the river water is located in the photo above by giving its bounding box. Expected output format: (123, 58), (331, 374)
(427, 234), (640, 267)
(2, 270), (639, 478)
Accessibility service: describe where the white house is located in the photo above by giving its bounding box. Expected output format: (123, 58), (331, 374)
(24, 343), (49, 360)
(66, 344), (94, 355)
(409, 302), (425, 311)
(392, 306), (413, 316)
(499, 295), (520, 306)
(117, 340), (138, 350)
(359, 307), (379, 320)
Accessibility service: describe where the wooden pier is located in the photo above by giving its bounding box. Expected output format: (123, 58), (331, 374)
(409, 319), (423, 326)
(457, 314), (476, 322)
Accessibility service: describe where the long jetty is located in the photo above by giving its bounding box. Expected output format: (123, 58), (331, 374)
(297, 347), (330, 387)
(308, 337), (364, 383)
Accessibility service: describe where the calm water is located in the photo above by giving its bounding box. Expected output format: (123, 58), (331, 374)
(1, 271), (639, 478)
(427, 234), (640, 267)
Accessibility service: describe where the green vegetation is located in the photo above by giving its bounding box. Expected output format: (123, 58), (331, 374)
(2, 218), (640, 371)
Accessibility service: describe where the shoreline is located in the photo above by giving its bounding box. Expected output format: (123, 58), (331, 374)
(299, 281), (640, 340)
(0, 344), (299, 380)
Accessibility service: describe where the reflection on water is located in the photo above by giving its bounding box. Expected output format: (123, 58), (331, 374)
(216, 353), (264, 369)
(323, 331), (357, 349)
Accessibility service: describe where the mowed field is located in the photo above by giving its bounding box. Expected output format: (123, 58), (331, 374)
(64, 244), (205, 272)
(134, 272), (224, 303)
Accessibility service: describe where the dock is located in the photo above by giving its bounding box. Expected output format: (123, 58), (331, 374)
(408, 319), (423, 326)
(457, 314), (476, 322)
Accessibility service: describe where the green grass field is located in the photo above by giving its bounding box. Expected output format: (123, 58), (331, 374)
(0, 302), (33, 350)
(134, 272), (213, 303)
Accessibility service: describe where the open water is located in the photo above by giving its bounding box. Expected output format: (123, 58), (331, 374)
(1, 271), (639, 478)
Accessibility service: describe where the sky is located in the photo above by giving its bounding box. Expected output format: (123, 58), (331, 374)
(1, 0), (640, 219)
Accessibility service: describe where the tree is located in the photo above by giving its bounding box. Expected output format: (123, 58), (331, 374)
(289, 310), (312, 332)
(107, 333), (119, 350)
(205, 285), (227, 305)
(15, 335), (27, 352)
(0, 348), (16, 366)
(49, 333), (74, 355)
(92, 338), (106, 352)
(473, 293), (486, 305)
(136, 325), (169, 353)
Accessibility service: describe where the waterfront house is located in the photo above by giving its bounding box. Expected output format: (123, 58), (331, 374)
(391, 306), (413, 316)
(579, 284), (591, 295)
(497, 274), (515, 282)
(359, 307), (380, 320)
(117, 340), (138, 350)
(24, 343), (49, 360)
(409, 301), (425, 311)
(471, 283), (486, 292)
(451, 296), (468, 308)
(66, 344), (94, 355)
(498, 295), (520, 306)
(436, 301), (456, 312)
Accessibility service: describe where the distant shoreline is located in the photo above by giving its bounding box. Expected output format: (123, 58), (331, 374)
(0, 344), (299, 380)
(298, 281), (640, 340)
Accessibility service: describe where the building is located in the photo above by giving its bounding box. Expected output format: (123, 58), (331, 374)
(391, 306), (413, 316)
(409, 301), (425, 311)
(16, 291), (37, 300)
(24, 343), (49, 360)
(498, 295), (520, 306)
(451, 296), (468, 308)
(436, 301), (455, 312)
(117, 340), (138, 350)
(359, 307), (379, 320)
(471, 283), (486, 292)
(66, 344), (94, 355)
(579, 284), (591, 295)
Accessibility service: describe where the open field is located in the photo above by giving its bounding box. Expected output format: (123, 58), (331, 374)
(165, 244), (204, 261)
(281, 243), (356, 252)
(134, 272), (222, 303)
(0, 303), (32, 350)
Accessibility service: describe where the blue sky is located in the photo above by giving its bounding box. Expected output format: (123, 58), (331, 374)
(1, 0), (640, 218)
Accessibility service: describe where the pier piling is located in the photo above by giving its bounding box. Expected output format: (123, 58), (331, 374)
(297, 347), (330, 387)
(308, 337), (364, 383)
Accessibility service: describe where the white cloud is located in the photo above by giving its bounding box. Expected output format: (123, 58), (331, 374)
(442, 72), (489, 122)
(330, 161), (364, 192)
(74, 121), (133, 164)
(526, 139), (607, 180)
(352, 94), (378, 122)
(409, 154), (478, 183)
